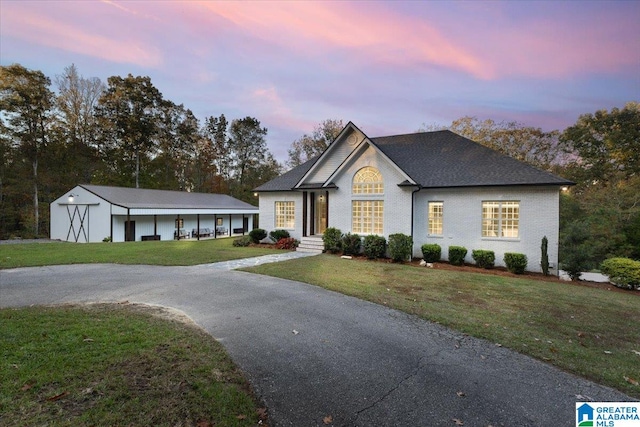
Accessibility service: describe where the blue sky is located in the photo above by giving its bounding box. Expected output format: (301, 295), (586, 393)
(1, 0), (638, 162)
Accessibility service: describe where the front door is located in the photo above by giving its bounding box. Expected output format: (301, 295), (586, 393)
(314, 192), (327, 235)
(125, 220), (136, 242)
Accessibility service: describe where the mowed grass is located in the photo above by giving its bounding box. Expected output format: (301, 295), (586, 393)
(0, 238), (281, 269)
(0, 304), (266, 427)
(242, 254), (640, 398)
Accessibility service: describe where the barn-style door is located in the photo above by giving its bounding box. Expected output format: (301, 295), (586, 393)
(66, 205), (89, 243)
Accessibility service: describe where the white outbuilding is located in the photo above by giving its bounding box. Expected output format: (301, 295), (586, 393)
(50, 184), (258, 243)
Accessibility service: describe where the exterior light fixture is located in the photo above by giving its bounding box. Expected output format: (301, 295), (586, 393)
(561, 186), (569, 192)
(68, 193), (76, 203)
(253, 192), (258, 197)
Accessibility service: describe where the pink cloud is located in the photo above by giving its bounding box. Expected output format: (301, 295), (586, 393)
(1, 2), (163, 68)
(198, 2), (492, 79)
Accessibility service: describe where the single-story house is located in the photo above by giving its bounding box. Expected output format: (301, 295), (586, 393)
(255, 122), (573, 273)
(50, 184), (258, 243)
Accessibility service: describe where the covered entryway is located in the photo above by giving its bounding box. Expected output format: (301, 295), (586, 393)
(314, 192), (327, 235)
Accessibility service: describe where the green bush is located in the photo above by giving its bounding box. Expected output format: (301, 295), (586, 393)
(323, 227), (342, 253)
(600, 257), (640, 290)
(504, 252), (528, 274)
(232, 235), (252, 247)
(269, 229), (290, 241)
(448, 246), (468, 266)
(421, 244), (441, 263)
(275, 237), (299, 250)
(472, 249), (495, 269)
(342, 233), (362, 256)
(248, 228), (267, 243)
(363, 235), (386, 259)
(388, 233), (413, 262)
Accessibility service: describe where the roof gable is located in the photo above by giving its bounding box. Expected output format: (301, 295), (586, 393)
(294, 122), (367, 188)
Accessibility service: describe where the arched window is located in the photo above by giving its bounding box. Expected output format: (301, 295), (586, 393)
(352, 167), (383, 194)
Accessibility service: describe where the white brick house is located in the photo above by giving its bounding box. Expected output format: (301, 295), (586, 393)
(255, 122), (573, 273)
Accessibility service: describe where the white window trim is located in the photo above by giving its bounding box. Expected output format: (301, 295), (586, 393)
(481, 200), (520, 240)
(428, 201), (444, 236)
(275, 201), (295, 230)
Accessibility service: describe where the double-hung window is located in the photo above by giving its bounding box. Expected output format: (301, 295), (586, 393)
(275, 201), (295, 229)
(482, 201), (519, 238)
(428, 202), (443, 236)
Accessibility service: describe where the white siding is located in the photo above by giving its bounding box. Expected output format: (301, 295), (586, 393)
(50, 185), (111, 243)
(329, 144), (414, 236)
(258, 192), (303, 240)
(302, 129), (366, 185)
(414, 186), (560, 273)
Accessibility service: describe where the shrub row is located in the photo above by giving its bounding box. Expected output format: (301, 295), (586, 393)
(420, 243), (528, 274)
(600, 257), (640, 290)
(323, 228), (411, 261)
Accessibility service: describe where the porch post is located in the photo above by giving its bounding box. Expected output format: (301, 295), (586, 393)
(197, 214), (200, 240)
(302, 192), (308, 237)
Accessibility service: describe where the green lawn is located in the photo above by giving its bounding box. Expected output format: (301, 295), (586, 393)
(0, 304), (266, 426)
(242, 254), (640, 399)
(0, 238), (281, 269)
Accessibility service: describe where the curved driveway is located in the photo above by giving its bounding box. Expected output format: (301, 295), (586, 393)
(0, 261), (633, 426)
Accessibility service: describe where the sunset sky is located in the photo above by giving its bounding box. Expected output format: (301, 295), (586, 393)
(1, 0), (638, 162)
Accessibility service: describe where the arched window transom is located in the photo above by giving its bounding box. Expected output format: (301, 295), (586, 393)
(352, 167), (383, 194)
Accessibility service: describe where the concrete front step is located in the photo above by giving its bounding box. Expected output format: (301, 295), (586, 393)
(297, 237), (324, 253)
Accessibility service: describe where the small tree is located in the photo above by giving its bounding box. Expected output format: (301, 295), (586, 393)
(541, 236), (550, 276)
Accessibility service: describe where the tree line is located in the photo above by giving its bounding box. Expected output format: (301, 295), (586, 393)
(2, 63), (638, 270)
(0, 64), (281, 238)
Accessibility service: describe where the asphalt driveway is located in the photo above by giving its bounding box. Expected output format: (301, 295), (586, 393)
(0, 262), (634, 426)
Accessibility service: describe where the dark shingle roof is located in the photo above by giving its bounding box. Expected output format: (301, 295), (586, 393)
(371, 130), (573, 188)
(80, 184), (257, 210)
(255, 129), (573, 192)
(253, 157), (318, 192)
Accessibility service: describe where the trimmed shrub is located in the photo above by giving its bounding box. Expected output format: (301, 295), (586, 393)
(323, 227), (342, 253)
(249, 228), (267, 244)
(472, 249), (495, 269)
(421, 244), (441, 263)
(388, 233), (413, 262)
(269, 229), (290, 241)
(275, 237), (299, 250)
(504, 252), (528, 274)
(448, 246), (467, 266)
(342, 233), (362, 256)
(363, 235), (386, 259)
(600, 257), (640, 290)
(232, 235), (252, 247)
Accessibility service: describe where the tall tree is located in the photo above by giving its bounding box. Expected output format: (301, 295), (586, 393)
(559, 102), (640, 186)
(52, 64), (105, 185)
(151, 101), (200, 190)
(558, 102), (640, 263)
(287, 119), (344, 168)
(227, 116), (280, 201)
(0, 64), (54, 236)
(422, 116), (564, 170)
(95, 74), (163, 188)
(203, 114), (231, 189)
